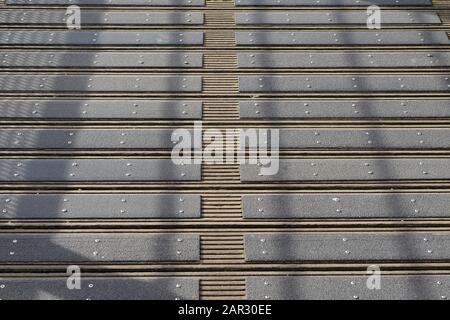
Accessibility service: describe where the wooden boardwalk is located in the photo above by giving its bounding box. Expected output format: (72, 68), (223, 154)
(1, 0), (450, 300)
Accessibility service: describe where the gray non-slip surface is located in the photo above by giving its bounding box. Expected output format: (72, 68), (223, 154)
(242, 194), (450, 219)
(0, 277), (199, 300)
(239, 100), (450, 119)
(239, 75), (450, 92)
(241, 159), (450, 182)
(0, 31), (204, 45)
(245, 233), (450, 261)
(246, 276), (449, 300)
(0, 234), (199, 262)
(235, 0), (432, 6)
(238, 52), (450, 68)
(0, 129), (189, 149)
(0, 52), (203, 68)
(236, 31), (449, 45)
(236, 11), (440, 25)
(0, 11), (204, 25)
(0, 100), (202, 119)
(0, 75), (202, 92)
(272, 128), (450, 149)
(0, 159), (200, 182)
(7, 0), (205, 6)
(0, 194), (201, 219)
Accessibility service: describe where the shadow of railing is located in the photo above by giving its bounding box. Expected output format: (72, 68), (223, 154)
(0, 5), (196, 300)
(246, 9), (442, 299)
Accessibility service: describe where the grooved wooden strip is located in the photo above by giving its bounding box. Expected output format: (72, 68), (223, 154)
(204, 31), (236, 47)
(206, 0), (235, 8)
(202, 195), (241, 218)
(205, 11), (235, 26)
(204, 53), (237, 69)
(201, 234), (245, 265)
(203, 76), (239, 95)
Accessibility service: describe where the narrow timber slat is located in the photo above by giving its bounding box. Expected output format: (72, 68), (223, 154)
(0, 75), (202, 92)
(0, 100), (202, 119)
(0, 194), (201, 219)
(6, 0), (206, 6)
(0, 159), (201, 181)
(0, 234), (200, 262)
(0, 129), (188, 149)
(272, 128), (450, 149)
(239, 75), (450, 92)
(0, 277), (199, 300)
(240, 159), (450, 182)
(236, 11), (441, 25)
(242, 194), (450, 219)
(239, 100), (450, 119)
(0, 31), (204, 46)
(0, 52), (203, 68)
(246, 276), (449, 300)
(235, 0), (432, 6)
(238, 52), (450, 69)
(244, 233), (450, 261)
(236, 31), (450, 46)
(0, 11), (204, 25)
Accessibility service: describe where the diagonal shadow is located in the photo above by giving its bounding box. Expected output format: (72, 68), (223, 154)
(0, 5), (197, 300)
(246, 8), (441, 299)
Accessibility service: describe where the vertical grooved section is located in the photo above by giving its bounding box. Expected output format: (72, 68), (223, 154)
(202, 164), (241, 183)
(204, 53), (237, 69)
(200, 278), (247, 300)
(203, 76), (239, 94)
(203, 100), (239, 120)
(205, 11), (235, 27)
(202, 195), (242, 219)
(205, 31), (236, 47)
(201, 235), (245, 264)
